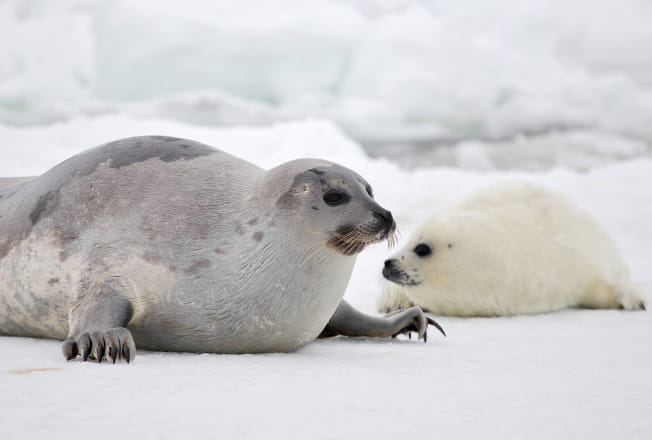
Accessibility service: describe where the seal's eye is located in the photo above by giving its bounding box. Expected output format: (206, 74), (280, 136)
(366, 185), (374, 198)
(414, 243), (432, 258)
(323, 190), (349, 206)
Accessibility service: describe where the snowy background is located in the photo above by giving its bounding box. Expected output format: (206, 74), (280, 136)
(1, 1), (651, 439)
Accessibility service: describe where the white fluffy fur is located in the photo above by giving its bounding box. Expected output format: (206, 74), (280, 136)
(378, 182), (646, 317)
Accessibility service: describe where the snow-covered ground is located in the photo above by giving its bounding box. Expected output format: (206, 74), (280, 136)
(1, 117), (651, 439)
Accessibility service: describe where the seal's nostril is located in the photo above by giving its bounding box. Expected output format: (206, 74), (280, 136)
(385, 210), (393, 227)
(374, 210), (395, 235)
(384, 210), (395, 235)
(374, 211), (388, 225)
(384, 259), (394, 268)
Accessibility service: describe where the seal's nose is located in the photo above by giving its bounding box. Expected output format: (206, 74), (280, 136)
(382, 258), (398, 280)
(374, 210), (395, 235)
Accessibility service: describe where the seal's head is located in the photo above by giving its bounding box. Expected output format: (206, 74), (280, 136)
(271, 159), (397, 256)
(381, 212), (505, 291)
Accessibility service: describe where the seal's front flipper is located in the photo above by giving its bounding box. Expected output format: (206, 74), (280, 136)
(62, 327), (135, 363)
(319, 300), (445, 342)
(62, 287), (135, 363)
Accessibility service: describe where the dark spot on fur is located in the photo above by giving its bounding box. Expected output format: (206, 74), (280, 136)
(0, 240), (12, 260)
(48, 278), (59, 286)
(59, 251), (68, 262)
(448, 243), (453, 249)
(47, 136), (221, 181)
(234, 221), (245, 235)
(106, 136), (218, 169)
(277, 165), (336, 208)
(141, 252), (163, 264)
(252, 231), (264, 242)
(312, 206), (319, 210)
(214, 248), (225, 254)
(53, 228), (78, 244)
(184, 259), (211, 275)
(29, 190), (59, 225)
(247, 218), (258, 225)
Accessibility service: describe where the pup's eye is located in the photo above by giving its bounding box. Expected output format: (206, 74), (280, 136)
(366, 185), (374, 197)
(414, 243), (432, 257)
(323, 190), (349, 206)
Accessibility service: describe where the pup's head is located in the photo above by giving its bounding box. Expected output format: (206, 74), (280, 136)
(382, 212), (503, 293)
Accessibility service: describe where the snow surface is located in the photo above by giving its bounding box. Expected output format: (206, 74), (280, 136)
(1, 117), (651, 439)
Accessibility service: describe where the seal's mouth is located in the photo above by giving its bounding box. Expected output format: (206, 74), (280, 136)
(327, 215), (398, 256)
(382, 259), (420, 286)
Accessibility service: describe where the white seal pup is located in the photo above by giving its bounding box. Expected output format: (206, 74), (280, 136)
(378, 182), (646, 317)
(0, 136), (444, 363)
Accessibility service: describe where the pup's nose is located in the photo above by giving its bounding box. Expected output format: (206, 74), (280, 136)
(384, 259), (396, 269)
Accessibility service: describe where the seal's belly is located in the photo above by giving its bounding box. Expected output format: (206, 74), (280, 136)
(0, 238), (76, 339)
(127, 291), (339, 354)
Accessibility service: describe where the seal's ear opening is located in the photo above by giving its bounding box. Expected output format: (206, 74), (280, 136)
(292, 183), (313, 195)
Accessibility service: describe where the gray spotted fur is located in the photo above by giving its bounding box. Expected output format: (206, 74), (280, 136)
(0, 136), (419, 354)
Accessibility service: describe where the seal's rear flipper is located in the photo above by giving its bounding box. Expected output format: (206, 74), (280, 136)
(617, 284), (647, 311)
(318, 300), (445, 342)
(62, 285), (135, 363)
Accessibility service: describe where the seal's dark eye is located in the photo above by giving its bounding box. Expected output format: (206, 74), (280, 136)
(414, 243), (432, 257)
(366, 185), (374, 198)
(323, 190), (349, 206)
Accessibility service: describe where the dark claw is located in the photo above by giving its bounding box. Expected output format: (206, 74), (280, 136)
(108, 342), (119, 364)
(122, 344), (131, 363)
(427, 317), (446, 337)
(641, 302), (646, 311)
(97, 344), (105, 363)
(62, 340), (78, 360)
(78, 333), (92, 361)
(62, 327), (135, 363)
(91, 333), (106, 364)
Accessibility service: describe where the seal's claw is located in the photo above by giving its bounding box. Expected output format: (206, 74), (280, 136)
(122, 344), (131, 363)
(384, 306), (444, 343)
(89, 331), (105, 363)
(62, 340), (78, 360)
(77, 333), (92, 361)
(61, 327), (135, 364)
(426, 316), (446, 337)
(105, 330), (120, 364)
(108, 343), (118, 363)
